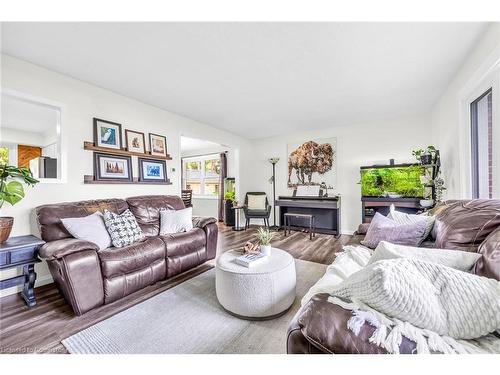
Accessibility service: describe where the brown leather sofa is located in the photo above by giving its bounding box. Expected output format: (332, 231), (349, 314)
(36, 195), (218, 315)
(287, 199), (500, 354)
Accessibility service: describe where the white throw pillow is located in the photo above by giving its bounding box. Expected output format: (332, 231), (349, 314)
(368, 241), (481, 272)
(247, 194), (266, 210)
(159, 207), (194, 234)
(61, 212), (112, 250)
(387, 204), (435, 242)
(332, 258), (500, 339)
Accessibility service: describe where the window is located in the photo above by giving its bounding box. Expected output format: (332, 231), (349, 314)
(470, 88), (493, 198)
(182, 155), (221, 197)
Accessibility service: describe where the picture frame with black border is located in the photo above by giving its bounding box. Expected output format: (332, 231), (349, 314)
(125, 129), (146, 154)
(149, 133), (167, 157)
(138, 157), (168, 182)
(94, 152), (133, 182)
(93, 118), (123, 150)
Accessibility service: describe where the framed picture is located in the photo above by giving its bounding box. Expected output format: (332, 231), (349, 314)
(94, 152), (133, 181)
(94, 118), (122, 150)
(149, 133), (167, 157)
(125, 129), (146, 154)
(138, 157), (167, 182)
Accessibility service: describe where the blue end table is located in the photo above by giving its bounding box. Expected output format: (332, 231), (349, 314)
(0, 235), (45, 307)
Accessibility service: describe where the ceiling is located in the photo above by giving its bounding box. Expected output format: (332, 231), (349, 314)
(0, 22), (488, 139)
(1, 93), (58, 135)
(181, 136), (223, 153)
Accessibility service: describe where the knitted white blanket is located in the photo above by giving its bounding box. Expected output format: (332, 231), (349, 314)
(321, 246), (500, 354)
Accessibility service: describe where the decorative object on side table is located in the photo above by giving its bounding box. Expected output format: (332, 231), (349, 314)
(256, 227), (276, 256)
(93, 152), (133, 182)
(125, 129), (146, 154)
(149, 133), (168, 157)
(93, 118), (123, 150)
(0, 235), (45, 307)
(0, 165), (39, 243)
(138, 157), (168, 182)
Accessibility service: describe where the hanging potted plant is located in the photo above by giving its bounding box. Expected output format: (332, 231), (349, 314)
(412, 146), (437, 165)
(0, 165), (39, 243)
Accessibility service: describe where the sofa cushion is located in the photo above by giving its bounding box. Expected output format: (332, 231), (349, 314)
(474, 225), (500, 281)
(98, 237), (166, 279)
(160, 228), (206, 257)
(161, 228), (207, 277)
(434, 199), (500, 252)
(36, 198), (128, 242)
(126, 195), (185, 236)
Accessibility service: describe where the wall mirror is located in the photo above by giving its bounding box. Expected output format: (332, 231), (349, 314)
(1, 91), (63, 182)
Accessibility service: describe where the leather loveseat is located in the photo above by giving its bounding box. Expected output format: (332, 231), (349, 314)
(36, 195), (218, 315)
(287, 199), (500, 354)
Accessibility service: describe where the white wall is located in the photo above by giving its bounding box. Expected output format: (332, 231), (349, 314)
(247, 115), (433, 233)
(431, 24), (500, 198)
(0, 54), (252, 296)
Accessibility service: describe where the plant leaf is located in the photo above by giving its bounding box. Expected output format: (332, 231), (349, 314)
(3, 180), (25, 205)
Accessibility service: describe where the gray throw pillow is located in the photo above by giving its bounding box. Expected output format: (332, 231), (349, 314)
(387, 204), (435, 243)
(61, 212), (112, 250)
(361, 212), (428, 249)
(103, 209), (145, 248)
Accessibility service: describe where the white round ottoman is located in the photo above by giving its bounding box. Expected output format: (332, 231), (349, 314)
(215, 248), (296, 320)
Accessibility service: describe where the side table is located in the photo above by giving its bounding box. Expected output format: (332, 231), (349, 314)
(0, 235), (45, 307)
(231, 206), (245, 231)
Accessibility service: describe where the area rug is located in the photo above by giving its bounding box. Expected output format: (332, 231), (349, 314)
(62, 259), (326, 354)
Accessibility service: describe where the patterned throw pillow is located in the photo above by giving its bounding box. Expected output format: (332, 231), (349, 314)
(103, 209), (145, 248)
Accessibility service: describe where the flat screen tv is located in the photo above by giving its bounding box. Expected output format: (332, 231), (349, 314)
(360, 164), (424, 198)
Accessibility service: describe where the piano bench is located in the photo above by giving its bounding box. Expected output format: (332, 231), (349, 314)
(283, 213), (316, 240)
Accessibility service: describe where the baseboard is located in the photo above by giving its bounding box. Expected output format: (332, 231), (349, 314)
(341, 229), (355, 235)
(0, 274), (54, 298)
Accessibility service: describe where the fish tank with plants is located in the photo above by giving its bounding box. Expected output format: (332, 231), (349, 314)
(360, 164), (425, 198)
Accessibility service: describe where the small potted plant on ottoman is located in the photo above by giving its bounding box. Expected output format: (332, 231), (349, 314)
(256, 227), (275, 256)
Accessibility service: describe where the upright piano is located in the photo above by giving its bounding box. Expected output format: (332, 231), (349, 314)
(275, 195), (341, 237)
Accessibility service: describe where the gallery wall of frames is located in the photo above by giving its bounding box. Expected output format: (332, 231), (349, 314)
(83, 117), (172, 185)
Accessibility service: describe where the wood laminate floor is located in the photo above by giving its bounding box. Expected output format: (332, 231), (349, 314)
(0, 224), (361, 354)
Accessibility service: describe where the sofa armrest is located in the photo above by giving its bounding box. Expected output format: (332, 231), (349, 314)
(192, 216), (217, 229)
(291, 293), (416, 354)
(39, 238), (100, 260)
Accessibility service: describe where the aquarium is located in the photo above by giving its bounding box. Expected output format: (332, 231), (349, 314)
(360, 165), (425, 198)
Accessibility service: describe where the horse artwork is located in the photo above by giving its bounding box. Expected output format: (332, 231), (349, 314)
(287, 139), (336, 188)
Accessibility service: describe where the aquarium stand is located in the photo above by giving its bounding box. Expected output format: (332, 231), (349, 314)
(361, 197), (421, 223)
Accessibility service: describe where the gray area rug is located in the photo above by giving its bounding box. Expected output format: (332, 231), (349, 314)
(62, 259), (326, 354)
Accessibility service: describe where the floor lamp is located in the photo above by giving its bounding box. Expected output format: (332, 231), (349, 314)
(268, 157), (280, 230)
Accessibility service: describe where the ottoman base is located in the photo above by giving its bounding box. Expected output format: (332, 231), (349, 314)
(220, 303), (294, 321)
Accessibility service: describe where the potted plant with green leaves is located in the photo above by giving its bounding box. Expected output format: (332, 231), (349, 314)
(412, 146), (437, 165)
(223, 190), (237, 226)
(256, 227), (275, 256)
(0, 165), (39, 243)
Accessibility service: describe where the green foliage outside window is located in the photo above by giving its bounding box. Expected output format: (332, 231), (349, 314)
(360, 166), (424, 198)
(0, 148), (8, 165)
